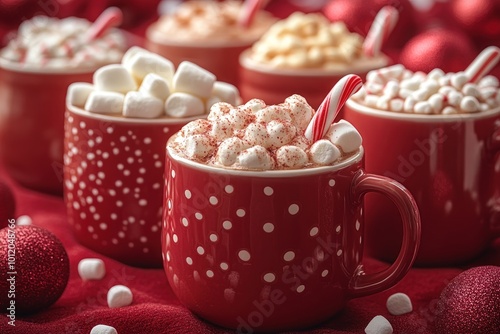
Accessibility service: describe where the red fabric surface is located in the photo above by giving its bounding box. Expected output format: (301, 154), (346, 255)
(1, 164), (499, 334)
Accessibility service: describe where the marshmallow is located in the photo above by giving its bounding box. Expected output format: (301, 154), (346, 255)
(237, 146), (275, 170)
(285, 95), (314, 130)
(420, 80), (439, 94)
(107, 285), (133, 308)
(375, 95), (390, 110)
(85, 91), (124, 114)
(403, 96), (416, 113)
(208, 102), (233, 121)
(244, 122), (269, 147)
(121, 46), (149, 66)
(165, 93), (205, 118)
(123, 92), (164, 119)
(450, 72), (467, 89)
(93, 64), (137, 94)
(126, 52), (175, 83)
(217, 137), (247, 166)
(206, 96), (222, 111)
(386, 292), (413, 315)
(327, 120), (362, 153)
(256, 105), (292, 123)
(243, 99), (267, 113)
(211, 81), (239, 106)
(172, 61), (216, 99)
(78, 258), (106, 280)
(414, 101), (433, 114)
(427, 68), (445, 81)
(389, 99), (404, 112)
(428, 94), (444, 114)
(442, 106), (458, 115)
(364, 315), (393, 334)
(460, 96), (480, 113)
(310, 139), (341, 165)
(267, 120), (296, 149)
(447, 91), (463, 107)
(184, 134), (216, 159)
(211, 117), (233, 141)
(16, 215), (32, 226)
(180, 119), (212, 137)
(383, 81), (399, 99)
(276, 145), (308, 169)
(478, 75), (499, 88)
(462, 83), (480, 98)
(139, 73), (170, 101)
(67, 83), (94, 108)
(90, 325), (118, 334)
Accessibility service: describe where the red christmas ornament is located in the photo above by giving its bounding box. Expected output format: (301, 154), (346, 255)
(399, 28), (477, 74)
(322, 0), (416, 48)
(0, 225), (69, 315)
(412, 0), (459, 32)
(451, 0), (500, 45)
(0, 180), (15, 229)
(434, 266), (500, 334)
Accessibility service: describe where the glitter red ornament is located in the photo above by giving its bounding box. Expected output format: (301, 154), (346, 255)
(0, 225), (69, 314)
(451, 0), (500, 46)
(434, 266), (500, 334)
(399, 28), (477, 74)
(0, 180), (15, 229)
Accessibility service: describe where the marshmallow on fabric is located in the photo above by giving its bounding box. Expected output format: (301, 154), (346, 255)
(165, 92), (205, 118)
(78, 258), (106, 280)
(139, 73), (170, 101)
(365, 315), (393, 334)
(310, 139), (341, 165)
(90, 324), (118, 334)
(85, 91), (124, 114)
(67, 83), (94, 108)
(172, 61), (216, 99)
(326, 120), (362, 153)
(93, 64), (137, 94)
(211, 81), (239, 106)
(107, 285), (133, 308)
(126, 52), (175, 83)
(386, 292), (413, 315)
(123, 92), (164, 119)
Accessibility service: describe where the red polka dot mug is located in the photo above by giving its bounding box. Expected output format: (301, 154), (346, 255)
(63, 105), (201, 267)
(162, 140), (421, 332)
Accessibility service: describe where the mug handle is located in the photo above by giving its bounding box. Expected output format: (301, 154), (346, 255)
(489, 126), (500, 235)
(348, 171), (421, 298)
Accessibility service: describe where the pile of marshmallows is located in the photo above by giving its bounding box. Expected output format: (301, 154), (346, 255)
(250, 12), (363, 68)
(355, 64), (500, 114)
(172, 95), (362, 170)
(67, 47), (239, 118)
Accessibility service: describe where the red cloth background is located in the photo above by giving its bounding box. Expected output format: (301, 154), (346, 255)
(0, 163), (499, 334)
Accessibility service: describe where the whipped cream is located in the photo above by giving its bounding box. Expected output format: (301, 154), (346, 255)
(0, 16), (125, 69)
(353, 65), (500, 114)
(169, 95), (362, 170)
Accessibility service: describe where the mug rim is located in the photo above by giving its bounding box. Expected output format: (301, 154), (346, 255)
(346, 99), (500, 122)
(67, 104), (206, 125)
(167, 138), (364, 178)
(239, 49), (390, 77)
(0, 56), (99, 75)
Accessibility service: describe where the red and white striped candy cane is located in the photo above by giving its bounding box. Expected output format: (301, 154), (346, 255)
(239, 0), (270, 28)
(305, 74), (363, 142)
(363, 6), (399, 57)
(465, 46), (500, 84)
(86, 7), (123, 41)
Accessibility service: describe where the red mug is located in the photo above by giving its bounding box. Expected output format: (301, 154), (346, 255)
(163, 141), (421, 332)
(64, 105), (201, 267)
(344, 100), (500, 266)
(238, 49), (390, 109)
(0, 59), (95, 194)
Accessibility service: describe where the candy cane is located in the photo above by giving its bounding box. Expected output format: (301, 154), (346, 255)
(239, 0), (269, 28)
(86, 7), (123, 41)
(465, 46), (500, 83)
(305, 74), (363, 142)
(363, 6), (399, 57)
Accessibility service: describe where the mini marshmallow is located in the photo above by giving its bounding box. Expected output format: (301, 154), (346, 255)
(414, 101), (433, 114)
(78, 258), (106, 280)
(383, 81), (399, 99)
(447, 91), (463, 107)
(165, 93), (205, 118)
(403, 96), (416, 112)
(237, 146), (275, 170)
(267, 120), (296, 149)
(386, 292), (413, 315)
(479, 86), (497, 100)
(93, 64), (137, 94)
(389, 99), (404, 112)
(244, 122), (269, 147)
(478, 75), (499, 88)
(107, 285), (133, 308)
(442, 106), (458, 115)
(67, 82), (94, 108)
(90, 324), (118, 334)
(126, 52), (175, 83)
(256, 105), (292, 123)
(208, 102), (233, 121)
(216, 137), (247, 166)
(460, 96), (480, 113)
(366, 83), (383, 94)
(172, 61), (216, 99)
(428, 94), (444, 114)
(16, 215), (32, 226)
(85, 91), (124, 114)
(180, 119), (212, 137)
(310, 139), (341, 165)
(462, 83), (480, 98)
(123, 92), (163, 119)
(420, 80), (439, 94)
(206, 96), (222, 111)
(276, 145), (308, 168)
(211, 81), (239, 106)
(411, 88), (431, 101)
(365, 95), (379, 108)
(184, 134), (215, 159)
(400, 78), (420, 91)
(398, 88), (412, 99)
(375, 95), (390, 110)
(450, 72), (467, 89)
(243, 99), (267, 113)
(427, 68), (445, 81)
(139, 73), (170, 101)
(121, 46), (149, 66)
(327, 120), (362, 153)
(365, 315), (393, 334)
